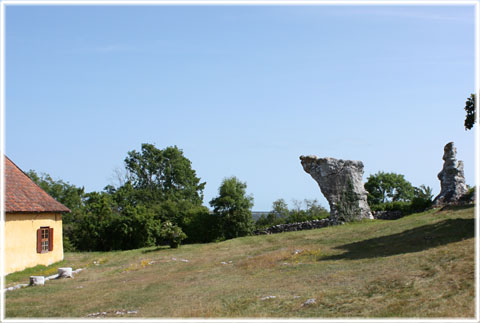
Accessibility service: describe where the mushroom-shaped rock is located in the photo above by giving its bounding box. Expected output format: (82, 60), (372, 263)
(300, 155), (373, 222)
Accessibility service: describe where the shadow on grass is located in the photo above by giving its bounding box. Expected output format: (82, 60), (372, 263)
(321, 218), (474, 261)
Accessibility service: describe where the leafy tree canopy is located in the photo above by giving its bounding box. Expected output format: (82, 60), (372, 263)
(364, 171), (415, 205)
(124, 144), (206, 205)
(464, 93), (476, 130)
(209, 176), (254, 239)
(27, 170), (85, 224)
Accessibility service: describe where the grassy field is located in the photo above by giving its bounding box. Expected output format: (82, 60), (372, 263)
(5, 205), (476, 319)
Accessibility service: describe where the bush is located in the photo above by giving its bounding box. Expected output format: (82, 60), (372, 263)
(160, 221), (187, 248)
(370, 201), (412, 214)
(369, 183), (433, 216)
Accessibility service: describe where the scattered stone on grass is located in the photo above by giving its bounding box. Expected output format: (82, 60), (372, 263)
(260, 296), (276, 301)
(87, 311), (107, 317)
(6, 283), (28, 291)
(6, 267), (85, 292)
(170, 257), (189, 263)
(302, 298), (316, 306)
(87, 310), (138, 317)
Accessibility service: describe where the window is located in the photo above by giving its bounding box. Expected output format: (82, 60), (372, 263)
(36, 227), (53, 253)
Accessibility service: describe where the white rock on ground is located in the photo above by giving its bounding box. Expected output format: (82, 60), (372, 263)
(29, 276), (45, 286)
(302, 298), (316, 306)
(58, 267), (73, 278)
(45, 274), (59, 281)
(6, 267), (85, 292)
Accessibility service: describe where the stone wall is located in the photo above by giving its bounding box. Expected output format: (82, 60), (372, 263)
(254, 211), (407, 235)
(372, 210), (403, 220)
(253, 218), (342, 235)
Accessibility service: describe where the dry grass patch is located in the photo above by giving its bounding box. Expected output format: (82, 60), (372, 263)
(5, 206), (475, 318)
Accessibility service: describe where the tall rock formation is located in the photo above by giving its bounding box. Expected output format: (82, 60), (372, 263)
(433, 142), (468, 206)
(300, 156), (373, 222)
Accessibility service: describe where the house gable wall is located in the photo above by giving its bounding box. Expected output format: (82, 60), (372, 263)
(5, 212), (63, 274)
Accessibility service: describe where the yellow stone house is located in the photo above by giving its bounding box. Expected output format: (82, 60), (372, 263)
(4, 156), (70, 274)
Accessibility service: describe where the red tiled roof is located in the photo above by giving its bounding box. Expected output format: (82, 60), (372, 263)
(5, 156), (71, 213)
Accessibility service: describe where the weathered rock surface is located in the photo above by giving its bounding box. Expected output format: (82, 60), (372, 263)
(433, 142), (468, 207)
(300, 155), (373, 221)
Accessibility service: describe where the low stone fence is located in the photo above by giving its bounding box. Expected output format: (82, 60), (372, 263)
(372, 210), (403, 220)
(5, 267), (84, 292)
(253, 218), (342, 235)
(254, 210), (409, 235)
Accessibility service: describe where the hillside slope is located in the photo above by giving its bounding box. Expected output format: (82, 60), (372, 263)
(5, 206), (475, 318)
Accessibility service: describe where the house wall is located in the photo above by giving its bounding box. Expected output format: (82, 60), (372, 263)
(4, 213), (63, 274)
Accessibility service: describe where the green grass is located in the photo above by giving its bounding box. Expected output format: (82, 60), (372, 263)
(5, 206), (475, 318)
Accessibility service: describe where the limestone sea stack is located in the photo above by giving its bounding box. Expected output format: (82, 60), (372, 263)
(300, 155), (373, 222)
(433, 142), (468, 207)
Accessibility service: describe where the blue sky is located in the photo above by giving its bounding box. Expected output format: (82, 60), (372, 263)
(5, 4), (476, 211)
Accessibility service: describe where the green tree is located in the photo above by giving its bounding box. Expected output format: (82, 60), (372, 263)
(256, 198), (289, 228)
(271, 198), (289, 218)
(26, 170), (85, 224)
(287, 199), (329, 223)
(209, 177), (254, 239)
(72, 192), (164, 251)
(364, 172), (415, 205)
(124, 144), (206, 205)
(27, 170), (85, 251)
(464, 93), (476, 130)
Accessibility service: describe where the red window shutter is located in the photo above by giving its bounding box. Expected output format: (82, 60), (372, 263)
(48, 227), (54, 251)
(37, 229), (42, 253)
